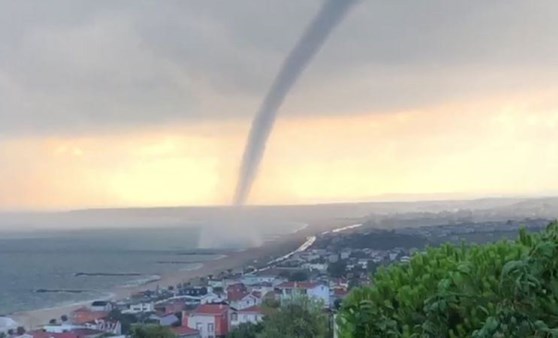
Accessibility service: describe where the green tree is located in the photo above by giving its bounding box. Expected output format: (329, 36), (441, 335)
(338, 221), (558, 338)
(262, 297), (281, 309)
(288, 270), (309, 282)
(366, 260), (378, 274)
(108, 309), (138, 334)
(130, 325), (175, 338)
(328, 260), (347, 278)
(259, 297), (329, 338)
(228, 322), (263, 338)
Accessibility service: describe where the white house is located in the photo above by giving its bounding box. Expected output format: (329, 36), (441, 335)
(230, 306), (264, 327)
(183, 304), (231, 338)
(124, 301), (154, 314)
(302, 263), (328, 272)
(340, 250), (351, 260)
(90, 300), (113, 312)
(200, 291), (226, 304)
(0, 317), (19, 334)
(240, 274), (276, 286)
(276, 281), (330, 307)
(207, 279), (224, 288)
(227, 291), (260, 310)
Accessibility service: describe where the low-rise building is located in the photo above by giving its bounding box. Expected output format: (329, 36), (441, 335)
(170, 326), (200, 338)
(0, 317), (19, 334)
(230, 306), (264, 327)
(276, 281), (330, 307)
(124, 301), (154, 314)
(89, 301), (112, 312)
(183, 304), (231, 338)
(70, 308), (108, 325)
(227, 291), (259, 310)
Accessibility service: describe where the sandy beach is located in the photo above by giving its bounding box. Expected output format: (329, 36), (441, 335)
(10, 232), (305, 329)
(9, 217), (359, 329)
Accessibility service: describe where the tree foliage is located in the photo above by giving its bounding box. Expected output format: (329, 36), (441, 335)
(259, 297), (330, 338)
(338, 221), (558, 337)
(108, 309), (139, 334)
(328, 260), (347, 278)
(228, 322), (263, 338)
(279, 270), (309, 282)
(130, 325), (175, 338)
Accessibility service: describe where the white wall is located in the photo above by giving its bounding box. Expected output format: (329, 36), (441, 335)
(231, 312), (263, 327)
(230, 295), (259, 310)
(125, 302), (154, 313)
(280, 285), (330, 307)
(308, 285), (330, 307)
(187, 315), (215, 338)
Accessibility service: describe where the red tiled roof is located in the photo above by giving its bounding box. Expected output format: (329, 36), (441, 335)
(238, 305), (263, 314)
(227, 290), (250, 301)
(276, 281), (320, 289)
(334, 289), (349, 297)
(171, 326), (199, 336)
(192, 304), (229, 315)
(30, 332), (78, 338)
(70, 308), (108, 325)
(226, 283), (246, 293)
(69, 329), (104, 336)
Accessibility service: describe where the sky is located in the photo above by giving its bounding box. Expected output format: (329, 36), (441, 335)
(1, 0), (558, 211)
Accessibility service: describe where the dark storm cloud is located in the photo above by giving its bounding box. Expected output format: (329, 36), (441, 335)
(1, 0), (558, 135)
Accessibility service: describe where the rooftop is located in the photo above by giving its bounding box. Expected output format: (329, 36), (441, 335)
(190, 304), (229, 315)
(276, 281), (321, 289)
(227, 290), (250, 302)
(170, 326), (199, 336)
(237, 305), (263, 314)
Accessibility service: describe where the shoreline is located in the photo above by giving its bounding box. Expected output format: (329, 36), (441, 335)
(10, 231), (308, 329)
(9, 219), (358, 329)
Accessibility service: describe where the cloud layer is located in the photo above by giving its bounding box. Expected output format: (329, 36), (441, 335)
(1, 0), (558, 135)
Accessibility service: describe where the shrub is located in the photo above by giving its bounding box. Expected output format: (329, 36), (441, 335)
(338, 221), (558, 337)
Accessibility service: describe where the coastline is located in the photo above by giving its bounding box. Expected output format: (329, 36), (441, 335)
(10, 218), (359, 329)
(10, 230), (308, 329)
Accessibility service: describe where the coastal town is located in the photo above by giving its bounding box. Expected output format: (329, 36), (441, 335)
(1, 215), (551, 338)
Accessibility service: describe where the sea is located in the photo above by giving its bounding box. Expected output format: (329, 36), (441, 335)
(0, 222), (305, 315)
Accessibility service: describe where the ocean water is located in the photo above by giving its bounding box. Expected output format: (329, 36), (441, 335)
(0, 222), (305, 314)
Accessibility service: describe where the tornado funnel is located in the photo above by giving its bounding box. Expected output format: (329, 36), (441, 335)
(233, 0), (359, 205)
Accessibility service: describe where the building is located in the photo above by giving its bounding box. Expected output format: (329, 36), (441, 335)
(183, 304), (231, 338)
(170, 326), (200, 338)
(147, 313), (180, 327)
(155, 300), (186, 315)
(0, 317), (19, 334)
(328, 254), (339, 263)
(200, 292), (226, 305)
(225, 283), (246, 295)
(70, 308), (108, 325)
(230, 306), (264, 327)
(83, 319), (122, 335)
(179, 287), (208, 297)
(89, 301), (113, 312)
(29, 328), (105, 338)
(240, 274), (277, 286)
(207, 279), (224, 289)
(227, 291), (259, 310)
(276, 281), (330, 307)
(302, 263), (328, 272)
(27, 332), (80, 338)
(124, 301), (154, 314)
